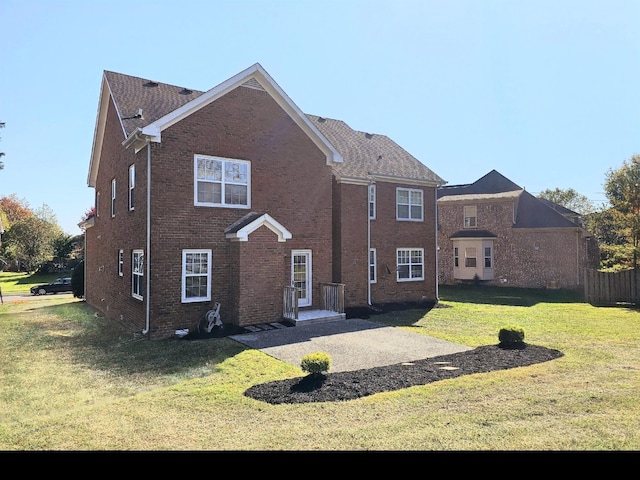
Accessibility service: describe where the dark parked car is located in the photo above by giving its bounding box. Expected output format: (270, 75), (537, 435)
(30, 277), (73, 295)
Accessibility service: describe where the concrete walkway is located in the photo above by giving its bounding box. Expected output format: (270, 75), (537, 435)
(230, 318), (472, 373)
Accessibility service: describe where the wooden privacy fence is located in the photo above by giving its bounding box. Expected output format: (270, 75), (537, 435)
(584, 268), (640, 306)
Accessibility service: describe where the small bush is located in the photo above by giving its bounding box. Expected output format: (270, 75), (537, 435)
(301, 351), (332, 375)
(498, 325), (525, 347)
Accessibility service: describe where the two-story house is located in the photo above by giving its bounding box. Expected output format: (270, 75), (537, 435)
(84, 63), (444, 340)
(436, 170), (600, 289)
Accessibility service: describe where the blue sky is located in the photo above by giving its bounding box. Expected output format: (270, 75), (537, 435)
(1, 0), (638, 235)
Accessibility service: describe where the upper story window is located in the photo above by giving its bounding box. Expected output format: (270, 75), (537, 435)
(194, 154), (250, 208)
(396, 188), (423, 221)
(111, 179), (116, 217)
(464, 205), (477, 228)
(128, 164), (135, 211)
(182, 249), (212, 302)
(397, 248), (424, 281)
(368, 185), (376, 220)
(132, 249), (144, 300)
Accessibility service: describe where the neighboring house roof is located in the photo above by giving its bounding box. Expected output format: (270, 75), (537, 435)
(308, 115), (444, 186)
(88, 63), (442, 189)
(437, 169), (521, 197)
(450, 229), (498, 239)
(438, 169), (584, 230)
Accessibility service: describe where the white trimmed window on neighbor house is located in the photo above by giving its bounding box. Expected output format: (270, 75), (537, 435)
(396, 187), (423, 221)
(396, 248), (424, 281)
(118, 249), (123, 277)
(194, 155), (250, 208)
(132, 249), (144, 300)
(182, 249), (212, 302)
(464, 205), (477, 227)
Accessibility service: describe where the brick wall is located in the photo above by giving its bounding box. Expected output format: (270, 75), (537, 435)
(88, 86), (335, 339)
(437, 198), (591, 289)
(337, 180), (438, 308)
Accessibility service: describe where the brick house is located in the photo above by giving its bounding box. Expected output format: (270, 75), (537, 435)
(436, 170), (600, 290)
(83, 63), (444, 340)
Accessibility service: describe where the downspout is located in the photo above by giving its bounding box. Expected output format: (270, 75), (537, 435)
(576, 230), (580, 286)
(435, 187), (439, 301)
(142, 142), (151, 335)
(367, 182), (372, 305)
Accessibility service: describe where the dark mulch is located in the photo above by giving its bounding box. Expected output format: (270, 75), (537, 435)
(245, 343), (563, 404)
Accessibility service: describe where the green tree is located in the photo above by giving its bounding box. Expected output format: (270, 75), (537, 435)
(1, 203), (62, 272)
(537, 187), (596, 215)
(52, 234), (76, 269)
(602, 154), (640, 271)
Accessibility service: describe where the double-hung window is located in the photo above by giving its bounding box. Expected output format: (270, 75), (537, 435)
(397, 248), (424, 281)
(465, 247), (477, 267)
(368, 185), (376, 219)
(195, 154), (250, 208)
(182, 249), (212, 302)
(128, 164), (135, 211)
(396, 188), (423, 221)
(132, 250), (144, 300)
(369, 248), (377, 284)
(464, 205), (477, 228)
(111, 179), (116, 217)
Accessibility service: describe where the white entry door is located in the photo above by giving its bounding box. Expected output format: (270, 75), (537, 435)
(292, 250), (312, 307)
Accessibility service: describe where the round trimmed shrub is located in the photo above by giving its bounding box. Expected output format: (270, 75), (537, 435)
(498, 325), (525, 346)
(301, 351), (332, 375)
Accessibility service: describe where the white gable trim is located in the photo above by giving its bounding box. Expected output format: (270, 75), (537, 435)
(226, 213), (293, 243)
(135, 63), (343, 165)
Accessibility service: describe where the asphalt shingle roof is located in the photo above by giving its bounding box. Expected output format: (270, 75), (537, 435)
(103, 70), (443, 185)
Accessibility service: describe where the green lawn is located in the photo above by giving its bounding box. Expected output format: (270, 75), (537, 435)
(1, 282), (638, 450)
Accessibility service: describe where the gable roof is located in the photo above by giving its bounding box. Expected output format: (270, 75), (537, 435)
(88, 63), (343, 187)
(308, 115), (443, 186)
(224, 212), (292, 242)
(438, 170), (582, 230)
(88, 63), (442, 189)
(437, 169), (521, 198)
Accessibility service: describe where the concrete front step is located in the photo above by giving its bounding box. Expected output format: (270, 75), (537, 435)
(285, 309), (346, 326)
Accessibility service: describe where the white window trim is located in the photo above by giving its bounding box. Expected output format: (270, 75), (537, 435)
(194, 154), (251, 208)
(464, 205), (477, 228)
(111, 179), (116, 217)
(118, 249), (124, 277)
(182, 249), (212, 303)
(369, 248), (377, 284)
(396, 247), (424, 282)
(368, 184), (376, 220)
(128, 164), (135, 211)
(396, 187), (423, 221)
(132, 249), (144, 300)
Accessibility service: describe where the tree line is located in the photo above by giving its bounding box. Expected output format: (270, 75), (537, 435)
(538, 153), (640, 273)
(0, 194), (82, 273)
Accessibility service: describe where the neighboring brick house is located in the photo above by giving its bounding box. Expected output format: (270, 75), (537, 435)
(437, 170), (599, 290)
(84, 63), (444, 340)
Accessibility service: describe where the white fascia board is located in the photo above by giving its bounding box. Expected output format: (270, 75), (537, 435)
(226, 213), (293, 242)
(87, 74), (128, 188)
(141, 63), (343, 164)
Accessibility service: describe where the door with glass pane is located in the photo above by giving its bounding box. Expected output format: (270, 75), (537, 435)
(291, 250), (312, 307)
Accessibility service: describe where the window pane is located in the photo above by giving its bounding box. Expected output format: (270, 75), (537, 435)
(197, 182), (221, 203)
(225, 162), (248, 184)
(397, 204), (409, 219)
(225, 184), (247, 205)
(397, 190), (409, 204)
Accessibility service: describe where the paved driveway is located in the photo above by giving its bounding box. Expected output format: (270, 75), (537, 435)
(230, 318), (472, 373)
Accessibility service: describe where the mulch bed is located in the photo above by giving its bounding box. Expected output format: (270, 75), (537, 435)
(244, 343), (563, 404)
